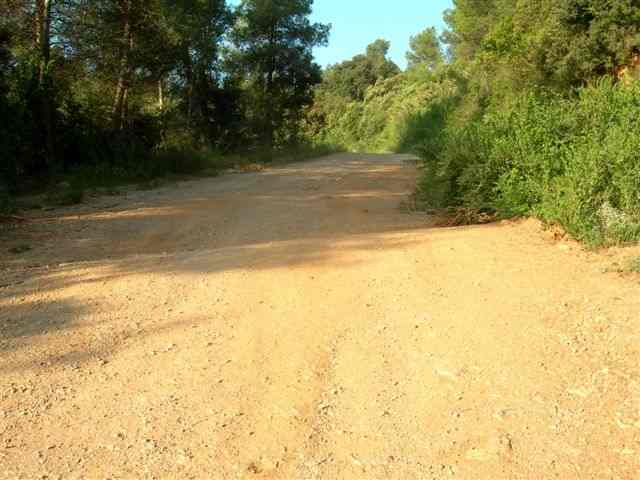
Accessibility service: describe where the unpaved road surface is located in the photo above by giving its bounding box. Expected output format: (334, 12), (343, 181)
(1, 153), (639, 479)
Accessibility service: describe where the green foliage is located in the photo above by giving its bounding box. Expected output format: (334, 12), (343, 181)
(0, 0), (330, 208)
(152, 148), (221, 176)
(230, 0), (329, 148)
(304, 0), (640, 248)
(407, 27), (444, 70)
(316, 39), (400, 103)
(306, 40), (448, 153)
(442, 0), (640, 89)
(628, 257), (640, 273)
(416, 80), (640, 245)
(304, 0), (640, 247)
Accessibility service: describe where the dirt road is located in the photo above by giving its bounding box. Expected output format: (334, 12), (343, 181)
(1, 153), (639, 479)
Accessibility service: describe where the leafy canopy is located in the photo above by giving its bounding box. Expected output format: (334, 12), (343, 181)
(407, 27), (443, 70)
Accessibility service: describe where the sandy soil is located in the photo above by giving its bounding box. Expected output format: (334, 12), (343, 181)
(1, 153), (639, 479)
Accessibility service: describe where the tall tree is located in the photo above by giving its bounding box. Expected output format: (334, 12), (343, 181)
(231, 0), (329, 149)
(441, 0), (497, 62)
(109, 0), (135, 129)
(165, 0), (233, 142)
(316, 39), (400, 102)
(0, 27), (14, 190)
(62, 0), (188, 129)
(550, 0), (640, 85)
(37, 0), (56, 167)
(35, 0), (53, 83)
(2, 0), (59, 167)
(406, 27), (443, 70)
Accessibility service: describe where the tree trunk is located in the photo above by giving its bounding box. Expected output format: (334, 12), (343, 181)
(264, 68), (275, 153)
(36, 0), (52, 84)
(112, 0), (133, 130)
(264, 27), (277, 155)
(36, 0), (55, 169)
(158, 78), (164, 111)
(157, 76), (167, 142)
(183, 49), (195, 124)
(122, 85), (129, 127)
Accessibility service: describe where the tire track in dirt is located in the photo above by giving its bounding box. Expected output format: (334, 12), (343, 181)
(1, 153), (639, 479)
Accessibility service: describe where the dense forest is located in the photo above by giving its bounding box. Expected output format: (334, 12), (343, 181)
(2, 0), (640, 245)
(307, 0), (640, 245)
(0, 0), (330, 208)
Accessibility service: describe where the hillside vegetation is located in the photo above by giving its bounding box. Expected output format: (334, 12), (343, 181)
(306, 0), (640, 245)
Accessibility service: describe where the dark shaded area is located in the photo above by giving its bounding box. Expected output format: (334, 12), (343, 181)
(0, 0), (330, 207)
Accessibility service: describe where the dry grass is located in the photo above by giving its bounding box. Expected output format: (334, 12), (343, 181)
(235, 163), (266, 173)
(627, 256), (640, 273)
(435, 207), (496, 227)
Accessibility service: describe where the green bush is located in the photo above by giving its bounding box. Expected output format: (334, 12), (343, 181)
(628, 257), (640, 273)
(308, 68), (458, 153)
(416, 80), (640, 245)
(151, 148), (222, 176)
(45, 176), (86, 206)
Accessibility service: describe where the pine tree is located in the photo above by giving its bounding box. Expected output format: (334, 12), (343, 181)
(231, 0), (329, 149)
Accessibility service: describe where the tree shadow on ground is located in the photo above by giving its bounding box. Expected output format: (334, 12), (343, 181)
(0, 153), (443, 371)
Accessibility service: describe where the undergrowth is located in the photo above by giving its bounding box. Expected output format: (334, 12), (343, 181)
(415, 80), (640, 246)
(9, 143), (339, 210)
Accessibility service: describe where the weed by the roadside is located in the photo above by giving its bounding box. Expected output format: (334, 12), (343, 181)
(9, 144), (339, 214)
(627, 257), (640, 273)
(46, 180), (85, 206)
(236, 163), (265, 173)
(436, 207), (496, 227)
(604, 256), (640, 274)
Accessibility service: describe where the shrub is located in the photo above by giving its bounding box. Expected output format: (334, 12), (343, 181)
(308, 68), (458, 153)
(416, 79), (640, 245)
(45, 177), (85, 206)
(628, 256), (640, 273)
(152, 148), (222, 176)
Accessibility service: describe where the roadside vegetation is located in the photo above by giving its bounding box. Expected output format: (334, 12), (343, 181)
(3, 1), (639, 246)
(0, 0), (334, 214)
(306, 0), (640, 246)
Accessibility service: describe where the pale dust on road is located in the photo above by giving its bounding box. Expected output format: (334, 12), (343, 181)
(1, 153), (639, 479)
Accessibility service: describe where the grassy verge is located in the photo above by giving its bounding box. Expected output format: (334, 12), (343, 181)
(6, 143), (341, 212)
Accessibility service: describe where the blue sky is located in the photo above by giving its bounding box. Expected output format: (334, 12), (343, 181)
(310, 0), (453, 70)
